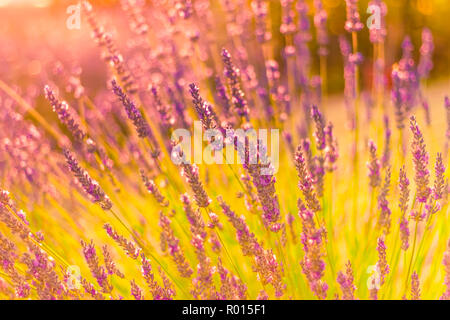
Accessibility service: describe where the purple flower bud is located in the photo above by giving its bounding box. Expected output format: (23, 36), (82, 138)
(410, 116), (430, 203)
(221, 48), (250, 122)
(344, 0), (364, 33)
(418, 28), (434, 79)
(367, 140), (381, 188)
(64, 149), (112, 210)
(313, 0), (329, 56)
(368, 0), (387, 43)
(311, 105), (326, 150)
(433, 153), (446, 201)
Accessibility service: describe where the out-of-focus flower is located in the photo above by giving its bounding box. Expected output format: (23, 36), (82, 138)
(344, 0), (364, 33)
(410, 116), (430, 204)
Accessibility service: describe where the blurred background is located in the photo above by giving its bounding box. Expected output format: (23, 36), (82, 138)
(0, 0), (448, 94)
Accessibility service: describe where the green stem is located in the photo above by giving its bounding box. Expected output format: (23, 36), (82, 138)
(411, 209), (436, 273)
(204, 207), (245, 285)
(404, 219), (419, 295)
(109, 208), (189, 298)
(351, 31), (360, 251)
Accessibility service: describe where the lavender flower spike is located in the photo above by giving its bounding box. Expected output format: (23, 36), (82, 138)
(251, 0), (271, 43)
(159, 212), (193, 278)
(311, 105), (326, 150)
(344, 0), (364, 33)
(81, 240), (112, 293)
(104, 223), (141, 259)
(337, 260), (356, 300)
(399, 166), (410, 250)
(313, 0), (329, 56)
(441, 239), (450, 300)
(391, 67), (406, 129)
(218, 196), (285, 297)
(368, 0), (387, 43)
(367, 140), (381, 188)
(221, 48), (250, 122)
(411, 271), (420, 300)
(324, 122), (338, 172)
(130, 279), (144, 300)
(418, 28), (434, 80)
(63, 149), (112, 210)
(180, 162), (211, 208)
(433, 153), (446, 201)
(111, 79), (153, 140)
(44, 85), (86, 141)
(446, 96), (450, 141)
(295, 145), (321, 213)
(140, 169), (169, 207)
(377, 167), (392, 235)
(298, 198), (328, 300)
(376, 237), (389, 286)
(189, 83), (219, 131)
(182, 194), (215, 299)
(381, 115), (391, 168)
(409, 116), (430, 203)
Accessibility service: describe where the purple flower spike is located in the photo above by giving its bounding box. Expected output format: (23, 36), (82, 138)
(344, 0), (364, 33)
(221, 48), (250, 122)
(64, 149), (112, 210)
(409, 116), (430, 203)
(398, 166), (410, 251)
(111, 79), (153, 139)
(418, 28), (434, 79)
(44, 85), (85, 141)
(298, 199), (328, 300)
(441, 240), (450, 300)
(313, 0), (329, 56)
(433, 153), (446, 201)
(367, 140), (381, 188)
(368, 0), (387, 43)
(311, 105), (326, 151)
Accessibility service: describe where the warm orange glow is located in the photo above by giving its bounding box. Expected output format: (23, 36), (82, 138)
(0, 0), (53, 7)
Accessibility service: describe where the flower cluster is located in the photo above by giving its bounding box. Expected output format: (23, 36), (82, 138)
(0, 0), (448, 301)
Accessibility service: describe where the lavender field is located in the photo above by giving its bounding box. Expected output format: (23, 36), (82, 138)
(0, 0), (448, 300)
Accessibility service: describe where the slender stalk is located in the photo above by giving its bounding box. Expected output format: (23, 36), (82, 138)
(273, 231), (296, 299)
(109, 208), (189, 297)
(0, 79), (63, 144)
(4, 204), (70, 269)
(411, 209), (436, 273)
(320, 54), (327, 102)
(383, 219), (403, 299)
(351, 31), (360, 243)
(204, 207), (245, 285)
(404, 217), (419, 295)
(378, 41), (385, 114)
(322, 173), (336, 280)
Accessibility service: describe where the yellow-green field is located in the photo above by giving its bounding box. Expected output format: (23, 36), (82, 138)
(0, 0), (448, 300)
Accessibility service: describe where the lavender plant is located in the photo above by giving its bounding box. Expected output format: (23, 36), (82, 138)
(0, 0), (448, 300)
